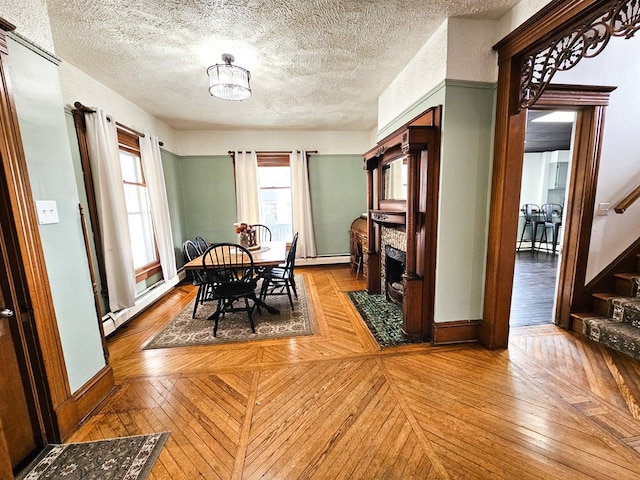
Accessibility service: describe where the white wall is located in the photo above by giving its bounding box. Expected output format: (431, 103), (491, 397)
(446, 18), (498, 83)
(521, 152), (544, 205)
(553, 35), (640, 281)
(494, 0), (554, 43)
(377, 20), (448, 131)
(177, 130), (371, 156)
(57, 62), (178, 154)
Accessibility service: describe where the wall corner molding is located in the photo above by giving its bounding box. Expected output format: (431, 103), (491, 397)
(7, 31), (61, 66)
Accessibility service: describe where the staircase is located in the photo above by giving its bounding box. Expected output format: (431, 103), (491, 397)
(572, 254), (640, 361)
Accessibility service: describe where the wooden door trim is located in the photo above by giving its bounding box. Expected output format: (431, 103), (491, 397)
(482, 0), (621, 348)
(534, 86), (613, 329)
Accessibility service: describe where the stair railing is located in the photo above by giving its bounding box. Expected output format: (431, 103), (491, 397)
(614, 184), (640, 214)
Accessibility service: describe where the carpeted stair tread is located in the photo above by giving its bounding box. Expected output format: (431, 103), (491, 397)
(583, 316), (640, 361)
(614, 273), (640, 296)
(608, 296), (640, 326)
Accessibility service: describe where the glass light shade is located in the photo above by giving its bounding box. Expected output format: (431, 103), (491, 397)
(207, 60), (251, 101)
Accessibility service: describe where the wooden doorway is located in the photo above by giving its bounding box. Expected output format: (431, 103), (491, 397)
(0, 175), (44, 474)
(508, 87), (613, 333)
(480, 0), (630, 349)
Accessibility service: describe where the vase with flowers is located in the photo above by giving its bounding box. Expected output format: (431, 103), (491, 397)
(234, 223), (257, 248)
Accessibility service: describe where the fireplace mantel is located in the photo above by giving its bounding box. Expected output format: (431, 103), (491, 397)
(370, 210), (405, 227)
(362, 105), (442, 342)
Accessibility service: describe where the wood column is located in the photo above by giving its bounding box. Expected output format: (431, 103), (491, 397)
(480, 56), (526, 349)
(365, 167), (380, 293)
(402, 149), (422, 338)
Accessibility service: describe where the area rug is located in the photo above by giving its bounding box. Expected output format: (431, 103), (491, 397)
(145, 275), (312, 349)
(347, 290), (418, 347)
(17, 432), (169, 480)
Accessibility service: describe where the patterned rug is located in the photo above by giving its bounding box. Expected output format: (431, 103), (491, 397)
(145, 275), (312, 349)
(17, 432), (169, 480)
(347, 290), (417, 347)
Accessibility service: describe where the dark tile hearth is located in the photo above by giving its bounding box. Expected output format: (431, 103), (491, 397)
(347, 290), (417, 347)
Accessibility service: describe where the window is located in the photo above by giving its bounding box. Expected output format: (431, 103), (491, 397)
(257, 153), (292, 242)
(118, 129), (161, 282)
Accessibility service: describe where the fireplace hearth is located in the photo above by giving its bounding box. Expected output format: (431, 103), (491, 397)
(385, 245), (406, 306)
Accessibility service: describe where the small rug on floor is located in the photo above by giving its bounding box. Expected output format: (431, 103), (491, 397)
(347, 290), (418, 348)
(17, 432), (169, 480)
(145, 275), (312, 349)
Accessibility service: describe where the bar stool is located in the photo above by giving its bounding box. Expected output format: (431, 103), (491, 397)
(516, 204), (540, 252)
(535, 203), (563, 254)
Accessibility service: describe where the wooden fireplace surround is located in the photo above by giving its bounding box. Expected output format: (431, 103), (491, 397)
(363, 105), (442, 341)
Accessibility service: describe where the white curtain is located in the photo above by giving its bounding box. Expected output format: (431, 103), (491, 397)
(290, 150), (317, 258)
(234, 150), (261, 224)
(140, 135), (178, 282)
(84, 109), (136, 311)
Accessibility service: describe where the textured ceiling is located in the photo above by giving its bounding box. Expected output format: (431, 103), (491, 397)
(525, 110), (574, 153)
(46, 0), (520, 131)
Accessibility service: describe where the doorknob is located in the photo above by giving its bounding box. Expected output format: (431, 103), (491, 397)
(0, 308), (14, 318)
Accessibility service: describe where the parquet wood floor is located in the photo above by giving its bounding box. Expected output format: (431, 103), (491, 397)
(70, 266), (640, 479)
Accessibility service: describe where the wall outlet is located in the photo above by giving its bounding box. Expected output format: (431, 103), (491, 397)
(35, 200), (60, 225)
(597, 202), (611, 216)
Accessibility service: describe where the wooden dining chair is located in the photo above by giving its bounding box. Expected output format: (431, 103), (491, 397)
(182, 240), (212, 318)
(253, 224), (272, 243)
(194, 235), (209, 255)
(259, 232), (299, 309)
(201, 243), (260, 336)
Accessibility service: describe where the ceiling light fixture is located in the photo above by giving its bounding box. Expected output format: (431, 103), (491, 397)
(207, 53), (251, 101)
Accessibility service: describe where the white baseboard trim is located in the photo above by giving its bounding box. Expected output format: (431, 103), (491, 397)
(297, 255), (350, 266)
(102, 271), (185, 336)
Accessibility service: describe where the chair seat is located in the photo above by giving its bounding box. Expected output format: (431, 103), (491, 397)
(211, 280), (257, 299)
(260, 232), (299, 309)
(201, 243), (260, 336)
(263, 267), (288, 280)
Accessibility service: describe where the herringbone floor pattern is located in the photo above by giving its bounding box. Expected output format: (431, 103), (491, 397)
(70, 266), (640, 479)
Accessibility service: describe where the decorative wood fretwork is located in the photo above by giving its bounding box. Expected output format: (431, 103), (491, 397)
(520, 0), (640, 108)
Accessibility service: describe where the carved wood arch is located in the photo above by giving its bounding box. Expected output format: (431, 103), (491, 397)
(518, 0), (640, 108)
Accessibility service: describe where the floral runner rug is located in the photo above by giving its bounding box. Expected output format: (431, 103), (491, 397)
(16, 432), (169, 480)
(145, 275), (312, 349)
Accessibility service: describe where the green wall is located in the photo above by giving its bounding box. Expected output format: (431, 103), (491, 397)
(436, 81), (496, 322)
(174, 154), (367, 258)
(8, 38), (105, 393)
(161, 149), (188, 268)
(309, 155), (367, 255)
(179, 155), (238, 245)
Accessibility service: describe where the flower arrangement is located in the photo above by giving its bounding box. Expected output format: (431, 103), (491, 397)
(234, 223), (257, 248)
(234, 222), (253, 234)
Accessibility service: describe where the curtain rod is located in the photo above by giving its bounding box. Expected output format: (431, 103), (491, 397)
(227, 150), (319, 154)
(73, 101), (164, 147)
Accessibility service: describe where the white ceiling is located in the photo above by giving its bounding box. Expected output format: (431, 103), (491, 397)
(46, 0), (520, 132)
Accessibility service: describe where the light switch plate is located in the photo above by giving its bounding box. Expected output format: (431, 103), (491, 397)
(35, 200), (60, 225)
(597, 202), (611, 216)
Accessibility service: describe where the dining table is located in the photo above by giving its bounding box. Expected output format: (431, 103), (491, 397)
(183, 240), (287, 314)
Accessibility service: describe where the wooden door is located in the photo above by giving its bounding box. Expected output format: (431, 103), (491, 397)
(0, 195), (41, 473)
